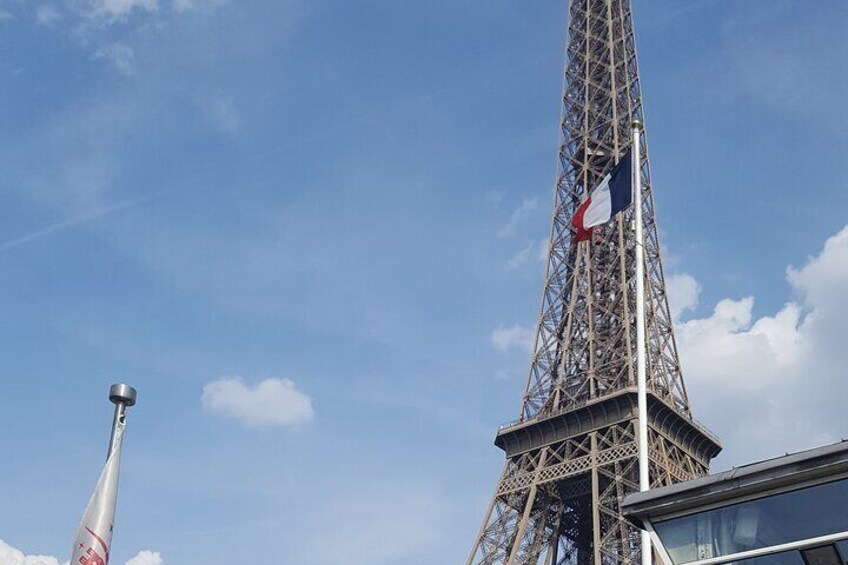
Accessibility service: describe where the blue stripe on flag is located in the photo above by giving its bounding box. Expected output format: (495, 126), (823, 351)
(609, 150), (633, 216)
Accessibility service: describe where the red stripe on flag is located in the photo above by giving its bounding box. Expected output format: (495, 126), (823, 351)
(571, 196), (593, 242)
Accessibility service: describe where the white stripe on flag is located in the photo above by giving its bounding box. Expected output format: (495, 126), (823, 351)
(583, 173), (613, 228)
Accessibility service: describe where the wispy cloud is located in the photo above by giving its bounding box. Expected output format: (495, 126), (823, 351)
(35, 5), (62, 26)
(506, 241), (536, 270)
(194, 88), (241, 134)
(172, 0), (194, 11)
(499, 198), (541, 238)
(88, 0), (158, 21)
(28, 0), (228, 76)
(291, 481), (455, 565)
(507, 239), (549, 270)
(491, 324), (534, 352)
(172, 0), (226, 13)
(645, 0), (730, 27)
(485, 189), (506, 207)
(93, 43), (135, 75)
(717, 2), (848, 134)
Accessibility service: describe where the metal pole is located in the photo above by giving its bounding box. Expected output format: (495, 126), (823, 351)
(633, 120), (652, 565)
(107, 383), (137, 458)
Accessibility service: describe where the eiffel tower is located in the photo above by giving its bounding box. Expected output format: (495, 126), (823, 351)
(467, 2), (721, 564)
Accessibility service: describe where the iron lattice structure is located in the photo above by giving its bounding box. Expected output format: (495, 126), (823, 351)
(467, 2), (721, 564)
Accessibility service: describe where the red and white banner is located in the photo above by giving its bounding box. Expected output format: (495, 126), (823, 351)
(70, 420), (125, 565)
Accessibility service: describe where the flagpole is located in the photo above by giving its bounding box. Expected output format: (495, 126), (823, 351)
(108, 384), (137, 457)
(632, 119), (651, 565)
(70, 384), (137, 565)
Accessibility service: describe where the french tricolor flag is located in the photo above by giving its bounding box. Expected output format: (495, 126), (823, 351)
(571, 150), (633, 242)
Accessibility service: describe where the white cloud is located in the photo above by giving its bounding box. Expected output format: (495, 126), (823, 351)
(0, 539), (160, 565)
(538, 239), (549, 262)
(36, 5), (61, 26)
(0, 539), (61, 565)
(671, 226), (848, 467)
(666, 272), (700, 320)
(125, 551), (162, 565)
(172, 0), (226, 12)
(485, 189), (506, 207)
(506, 241), (534, 270)
(93, 44), (135, 76)
(89, 0), (158, 20)
(499, 198), (541, 237)
(507, 239), (548, 270)
(491, 324), (534, 352)
(194, 89), (241, 134)
(201, 377), (314, 428)
(33, 0), (220, 73)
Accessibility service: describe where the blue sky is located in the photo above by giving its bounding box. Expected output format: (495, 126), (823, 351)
(1, 0), (847, 564)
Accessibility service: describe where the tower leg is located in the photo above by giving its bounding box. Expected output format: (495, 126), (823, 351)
(468, 463), (508, 565)
(590, 433), (603, 565)
(507, 450), (548, 564)
(546, 509), (563, 565)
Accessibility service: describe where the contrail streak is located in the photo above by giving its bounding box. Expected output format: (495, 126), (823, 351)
(0, 188), (175, 253)
(0, 56), (542, 253)
(648, 0), (729, 27)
